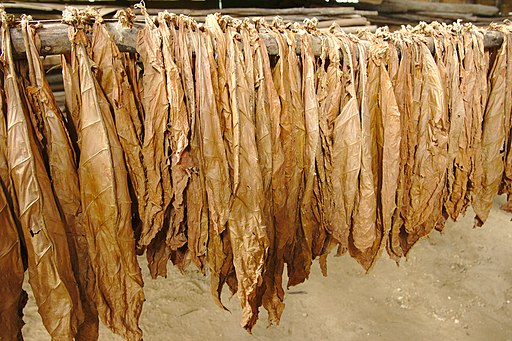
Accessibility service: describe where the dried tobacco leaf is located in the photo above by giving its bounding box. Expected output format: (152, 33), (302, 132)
(155, 15), (190, 260)
(90, 21), (146, 246)
(326, 33), (362, 254)
(286, 28), (320, 286)
(401, 39), (448, 253)
(269, 25), (300, 309)
(250, 20), (286, 326)
(311, 34), (329, 267)
(123, 53), (145, 134)
(61, 53), (81, 155)
(136, 12), (171, 255)
(314, 33), (345, 271)
(0, 185), (26, 341)
(22, 19), (98, 339)
(168, 17), (209, 273)
(70, 27), (144, 340)
(473, 27), (509, 226)
(497, 27), (512, 213)
(387, 37), (416, 260)
(3, 18), (83, 340)
(203, 14), (237, 308)
(349, 39), (378, 268)
(375, 42), (401, 264)
(226, 23), (269, 331)
(0, 61), (26, 341)
(424, 24), (473, 225)
(194, 22), (232, 275)
(0, 63), (18, 210)
(282, 27), (308, 288)
(354, 38), (401, 270)
(469, 33), (490, 217)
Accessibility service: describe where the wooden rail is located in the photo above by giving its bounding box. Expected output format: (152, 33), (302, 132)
(3, 21), (506, 58)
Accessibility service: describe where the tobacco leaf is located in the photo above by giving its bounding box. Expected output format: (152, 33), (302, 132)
(349, 39), (378, 269)
(136, 15), (171, 254)
(375, 42), (401, 264)
(311, 34), (329, 268)
(203, 14), (237, 307)
(425, 24), (472, 225)
(288, 29), (320, 285)
(122, 53), (145, 135)
(326, 34), (362, 255)
(70, 27), (144, 340)
(22, 20), (98, 339)
(156, 15), (190, 258)
(269, 26), (299, 309)
(249, 20), (286, 326)
(401, 39), (449, 253)
(0, 59), (26, 341)
(90, 21), (146, 247)
(0, 185), (26, 341)
(3, 19), (83, 340)
(353, 38), (401, 270)
(469, 32), (490, 217)
(497, 27), (512, 212)
(473, 26), (509, 226)
(60, 53), (81, 158)
(314, 33), (345, 272)
(226, 23), (269, 331)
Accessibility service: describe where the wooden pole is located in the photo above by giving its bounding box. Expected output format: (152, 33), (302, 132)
(3, 22), (506, 58)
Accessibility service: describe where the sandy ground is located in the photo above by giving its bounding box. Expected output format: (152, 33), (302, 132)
(21, 196), (512, 341)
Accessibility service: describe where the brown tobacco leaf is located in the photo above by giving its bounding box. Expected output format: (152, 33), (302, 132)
(282, 28), (307, 288)
(3, 19), (84, 340)
(136, 15), (172, 252)
(473, 26), (510, 226)
(401, 40), (449, 253)
(353, 39), (401, 270)
(194, 25), (232, 269)
(374, 43), (401, 265)
(168, 18), (208, 273)
(0, 63), (26, 341)
(424, 24), (486, 226)
(0, 185), (26, 341)
(469, 31), (490, 221)
(327, 34), (362, 254)
(249, 21), (286, 326)
(22, 20), (99, 339)
(286, 30), (320, 286)
(350, 40), (378, 268)
(0, 66), (18, 213)
(269, 26), (299, 309)
(272, 24), (309, 292)
(90, 22), (146, 244)
(123, 53), (145, 132)
(61, 53), (81, 156)
(226, 23), (269, 331)
(158, 15), (189, 256)
(432, 28), (468, 222)
(497, 27), (512, 212)
(70, 28), (144, 340)
(311, 35), (329, 266)
(314, 33), (345, 267)
(388, 38), (416, 260)
(203, 14), (237, 307)
(452, 29), (485, 222)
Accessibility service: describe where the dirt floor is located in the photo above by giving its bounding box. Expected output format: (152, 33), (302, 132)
(21, 196), (512, 341)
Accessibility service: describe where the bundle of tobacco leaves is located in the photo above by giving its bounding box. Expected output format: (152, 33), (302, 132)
(0, 6), (511, 339)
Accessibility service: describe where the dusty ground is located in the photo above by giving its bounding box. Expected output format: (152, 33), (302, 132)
(22, 196), (512, 341)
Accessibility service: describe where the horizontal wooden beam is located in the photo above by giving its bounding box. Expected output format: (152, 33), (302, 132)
(4, 21), (505, 58)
